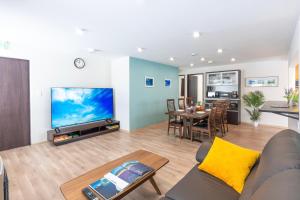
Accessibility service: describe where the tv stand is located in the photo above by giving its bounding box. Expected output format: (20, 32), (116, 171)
(47, 120), (120, 146)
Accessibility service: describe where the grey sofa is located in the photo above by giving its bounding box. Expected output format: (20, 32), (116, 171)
(161, 129), (300, 200)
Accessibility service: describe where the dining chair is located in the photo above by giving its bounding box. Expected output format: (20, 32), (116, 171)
(213, 100), (229, 136)
(223, 101), (230, 133)
(166, 99), (183, 138)
(191, 107), (216, 141)
(178, 98), (186, 110)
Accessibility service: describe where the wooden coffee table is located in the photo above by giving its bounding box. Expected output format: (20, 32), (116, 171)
(60, 150), (169, 200)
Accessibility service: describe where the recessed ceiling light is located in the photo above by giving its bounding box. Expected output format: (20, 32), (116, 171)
(87, 48), (101, 53)
(231, 58), (236, 62)
(190, 63), (194, 67)
(217, 48), (223, 54)
(193, 31), (201, 39)
(137, 47), (144, 53)
(75, 27), (87, 36)
(208, 60), (213, 64)
(191, 53), (198, 56)
(169, 57), (174, 61)
(201, 57), (205, 62)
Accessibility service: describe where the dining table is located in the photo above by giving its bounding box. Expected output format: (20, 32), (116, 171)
(166, 110), (210, 141)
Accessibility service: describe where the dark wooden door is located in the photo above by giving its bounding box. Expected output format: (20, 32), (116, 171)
(0, 57), (30, 150)
(188, 75), (198, 103)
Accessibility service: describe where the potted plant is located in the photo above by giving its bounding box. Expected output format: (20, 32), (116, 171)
(292, 90), (299, 105)
(242, 91), (265, 127)
(284, 88), (294, 105)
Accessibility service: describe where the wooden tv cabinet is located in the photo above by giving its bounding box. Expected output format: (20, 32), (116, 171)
(47, 120), (120, 146)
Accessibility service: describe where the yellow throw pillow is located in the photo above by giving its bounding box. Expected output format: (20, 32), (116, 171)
(198, 137), (260, 193)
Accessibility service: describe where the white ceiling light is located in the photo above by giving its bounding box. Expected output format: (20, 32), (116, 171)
(137, 47), (144, 53)
(191, 53), (198, 56)
(75, 27), (87, 36)
(190, 63), (194, 67)
(217, 48), (223, 54)
(208, 60), (213, 64)
(169, 57), (174, 61)
(231, 58), (236, 62)
(201, 57), (205, 62)
(193, 31), (201, 39)
(87, 48), (101, 53)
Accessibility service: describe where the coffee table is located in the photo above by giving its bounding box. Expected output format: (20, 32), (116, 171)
(60, 150), (169, 200)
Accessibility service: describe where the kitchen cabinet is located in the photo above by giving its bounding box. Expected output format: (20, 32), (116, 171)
(206, 71), (238, 86)
(207, 73), (222, 85)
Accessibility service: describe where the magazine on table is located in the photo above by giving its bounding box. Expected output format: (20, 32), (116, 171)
(89, 160), (153, 200)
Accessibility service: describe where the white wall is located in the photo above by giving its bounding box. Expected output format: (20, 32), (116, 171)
(0, 46), (112, 143)
(111, 57), (130, 131)
(180, 58), (289, 127)
(288, 17), (300, 132)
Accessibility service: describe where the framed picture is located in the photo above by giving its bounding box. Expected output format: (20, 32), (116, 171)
(165, 79), (171, 87)
(145, 76), (154, 87)
(245, 76), (279, 87)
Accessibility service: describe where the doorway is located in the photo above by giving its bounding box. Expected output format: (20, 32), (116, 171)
(0, 57), (30, 150)
(187, 73), (204, 105)
(178, 75), (185, 98)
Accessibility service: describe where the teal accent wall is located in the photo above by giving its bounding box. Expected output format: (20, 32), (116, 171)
(129, 57), (179, 130)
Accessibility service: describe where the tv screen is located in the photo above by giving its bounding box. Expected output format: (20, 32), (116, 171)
(51, 88), (113, 128)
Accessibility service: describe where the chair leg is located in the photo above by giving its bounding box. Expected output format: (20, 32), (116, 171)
(167, 125), (170, 135)
(173, 126), (176, 136)
(179, 126), (183, 139)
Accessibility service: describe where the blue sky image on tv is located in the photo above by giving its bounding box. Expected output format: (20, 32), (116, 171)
(51, 88), (113, 128)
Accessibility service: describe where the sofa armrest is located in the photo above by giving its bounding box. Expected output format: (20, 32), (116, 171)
(196, 141), (212, 163)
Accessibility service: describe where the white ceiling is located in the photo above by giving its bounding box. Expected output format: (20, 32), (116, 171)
(0, 0), (300, 68)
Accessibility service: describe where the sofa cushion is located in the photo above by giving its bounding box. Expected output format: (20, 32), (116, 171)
(240, 129), (300, 199)
(196, 141), (212, 163)
(165, 165), (239, 200)
(249, 169), (300, 200)
(199, 137), (260, 193)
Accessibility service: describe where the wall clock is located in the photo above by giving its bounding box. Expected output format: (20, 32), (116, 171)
(74, 58), (85, 69)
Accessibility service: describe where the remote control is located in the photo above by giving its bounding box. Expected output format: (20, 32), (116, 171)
(82, 187), (99, 200)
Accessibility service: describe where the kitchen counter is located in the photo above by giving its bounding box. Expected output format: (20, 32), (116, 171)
(204, 98), (240, 101)
(260, 101), (299, 120)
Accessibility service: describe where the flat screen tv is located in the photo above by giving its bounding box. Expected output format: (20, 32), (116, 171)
(51, 87), (113, 128)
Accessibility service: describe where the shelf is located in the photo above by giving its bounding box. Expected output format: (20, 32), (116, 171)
(48, 120), (120, 146)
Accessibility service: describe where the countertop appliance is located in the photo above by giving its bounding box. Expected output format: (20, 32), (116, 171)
(231, 91), (238, 98)
(219, 92), (231, 98)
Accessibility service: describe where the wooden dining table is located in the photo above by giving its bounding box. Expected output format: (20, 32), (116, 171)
(166, 110), (210, 141)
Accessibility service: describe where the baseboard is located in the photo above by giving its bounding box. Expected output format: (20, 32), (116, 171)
(241, 122), (288, 129)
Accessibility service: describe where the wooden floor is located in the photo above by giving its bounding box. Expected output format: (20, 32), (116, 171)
(0, 122), (285, 200)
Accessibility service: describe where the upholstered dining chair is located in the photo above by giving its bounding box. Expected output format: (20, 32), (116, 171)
(178, 98), (186, 110)
(191, 107), (216, 141)
(167, 99), (183, 138)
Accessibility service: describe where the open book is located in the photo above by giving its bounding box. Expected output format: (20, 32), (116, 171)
(89, 160), (153, 200)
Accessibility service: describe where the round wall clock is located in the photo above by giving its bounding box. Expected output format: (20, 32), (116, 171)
(74, 58), (85, 69)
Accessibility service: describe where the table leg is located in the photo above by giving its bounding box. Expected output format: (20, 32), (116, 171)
(149, 177), (161, 195)
(183, 117), (187, 138)
(190, 119), (193, 141)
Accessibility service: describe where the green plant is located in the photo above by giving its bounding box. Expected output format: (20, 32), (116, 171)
(284, 88), (294, 103)
(292, 90), (299, 104)
(242, 91), (265, 122)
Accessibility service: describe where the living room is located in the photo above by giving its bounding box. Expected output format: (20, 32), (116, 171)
(0, 1), (300, 200)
